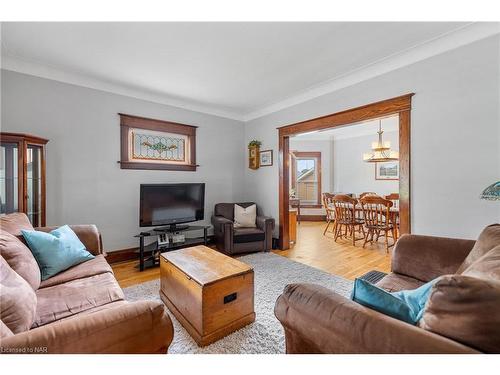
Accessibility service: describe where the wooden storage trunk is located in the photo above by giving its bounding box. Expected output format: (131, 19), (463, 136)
(160, 245), (255, 346)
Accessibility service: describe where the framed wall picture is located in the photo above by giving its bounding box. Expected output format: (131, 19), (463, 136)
(259, 150), (273, 167)
(119, 113), (197, 171)
(375, 161), (399, 180)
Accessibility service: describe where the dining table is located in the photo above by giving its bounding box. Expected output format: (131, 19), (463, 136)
(327, 203), (400, 239)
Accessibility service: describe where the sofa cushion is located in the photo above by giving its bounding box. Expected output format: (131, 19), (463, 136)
(0, 256), (37, 334)
(0, 319), (13, 338)
(39, 254), (113, 288)
(59, 300), (128, 322)
(33, 271), (125, 327)
(456, 224), (500, 274)
(376, 273), (425, 292)
(461, 245), (500, 281)
(22, 225), (95, 280)
(0, 212), (34, 236)
(419, 275), (500, 353)
(233, 227), (265, 243)
(0, 229), (41, 290)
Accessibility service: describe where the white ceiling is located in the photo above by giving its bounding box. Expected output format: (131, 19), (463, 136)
(291, 115), (399, 141)
(2, 22), (498, 120)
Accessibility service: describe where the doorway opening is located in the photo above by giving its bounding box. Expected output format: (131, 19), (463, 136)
(278, 94), (413, 250)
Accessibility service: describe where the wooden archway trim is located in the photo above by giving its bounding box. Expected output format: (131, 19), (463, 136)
(278, 93), (414, 249)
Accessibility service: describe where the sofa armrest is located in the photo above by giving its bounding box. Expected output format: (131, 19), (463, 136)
(36, 224), (103, 256)
(256, 216), (275, 251)
(211, 215), (234, 253)
(274, 283), (477, 354)
(392, 234), (476, 282)
(0, 301), (173, 354)
(211, 215), (234, 233)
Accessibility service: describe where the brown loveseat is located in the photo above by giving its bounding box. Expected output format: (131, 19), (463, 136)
(211, 202), (275, 255)
(0, 213), (174, 354)
(275, 224), (500, 354)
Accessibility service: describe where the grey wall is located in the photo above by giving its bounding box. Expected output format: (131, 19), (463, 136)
(244, 35), (500, 239)
(1, 70), (245, 250)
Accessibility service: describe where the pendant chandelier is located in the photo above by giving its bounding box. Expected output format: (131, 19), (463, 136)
(363, 119), (399, 163)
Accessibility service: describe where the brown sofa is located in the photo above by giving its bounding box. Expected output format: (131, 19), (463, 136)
(0, 213), (174, 354)
(275, 224), (500, 353)
(211, 202), (275, 255)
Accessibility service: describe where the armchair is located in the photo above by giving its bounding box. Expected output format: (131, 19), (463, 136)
(211, 202), (275, 255)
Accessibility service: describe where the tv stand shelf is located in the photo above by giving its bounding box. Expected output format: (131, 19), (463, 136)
(134, 225), (209, 271)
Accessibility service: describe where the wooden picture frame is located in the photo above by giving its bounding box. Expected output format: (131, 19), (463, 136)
(119, 113), (197, 171)
(259, 149), (273, 166)
(375, 161), (399, 180)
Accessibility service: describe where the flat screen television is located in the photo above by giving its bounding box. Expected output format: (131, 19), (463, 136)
(140, 183), (205, 229)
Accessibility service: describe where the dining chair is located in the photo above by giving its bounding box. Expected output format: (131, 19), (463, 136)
(332, 194), (365, 246)
(384, 193), (400, 239)
(359, 191), (378, 199)
(360, 195), (396, 253)
(385, 193), (399, 209)
(322, 193), (336, 235)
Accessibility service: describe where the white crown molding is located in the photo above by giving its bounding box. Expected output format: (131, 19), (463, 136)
(242, 22), (500, 121)
(2, 22), (499, 123)
(1, 54), (246, 121)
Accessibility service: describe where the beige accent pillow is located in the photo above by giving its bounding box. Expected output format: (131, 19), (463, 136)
(0, 256), (37, 334)
(457, 224), (500, 274)
(419, 275), (500, 353)
(0, 229), (41, 290)
(234, 204), (257, 228)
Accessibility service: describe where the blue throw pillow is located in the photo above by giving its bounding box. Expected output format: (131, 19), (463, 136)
(21, 225), (95, 280)
(350, 278), (437, 324)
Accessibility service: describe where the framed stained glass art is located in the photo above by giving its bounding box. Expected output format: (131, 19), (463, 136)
(131, 129), (186, 162)
(119, 113), (197, 171)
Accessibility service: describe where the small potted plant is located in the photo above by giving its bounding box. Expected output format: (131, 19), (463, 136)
(248, 140), (262, 169)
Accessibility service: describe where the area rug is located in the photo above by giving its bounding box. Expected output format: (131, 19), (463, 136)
(123, 252), (353, 354)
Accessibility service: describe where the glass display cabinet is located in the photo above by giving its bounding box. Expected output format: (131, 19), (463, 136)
(0, 133), (48, 227)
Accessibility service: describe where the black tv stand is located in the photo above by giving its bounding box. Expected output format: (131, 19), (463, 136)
(153, 224), (190, 233)
(134, 225), (209, 271)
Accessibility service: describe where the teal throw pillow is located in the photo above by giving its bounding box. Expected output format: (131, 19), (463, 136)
(350, 277), (437, 324)
(21, 225), (95, 280)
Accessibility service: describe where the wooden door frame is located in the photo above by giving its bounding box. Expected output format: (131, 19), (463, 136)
(278, 93), (414, 249)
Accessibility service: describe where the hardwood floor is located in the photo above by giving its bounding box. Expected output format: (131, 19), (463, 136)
(111, 221), (392, 288)
(273, 221), (391, 280)
(111, 259), (160, 288)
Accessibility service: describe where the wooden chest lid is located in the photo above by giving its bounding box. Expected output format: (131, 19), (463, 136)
(162, 245), (253, 286)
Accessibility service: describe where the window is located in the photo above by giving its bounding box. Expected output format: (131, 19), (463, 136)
(290, 151), (322, 206)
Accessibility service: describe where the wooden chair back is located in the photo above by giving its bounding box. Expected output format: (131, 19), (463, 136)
(332, 194), (357, 224)
(322, 193), (336, 220)
(385, 193), (399, 209)
(359, 192), (378, 199)
(360, 196), (393, 228)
